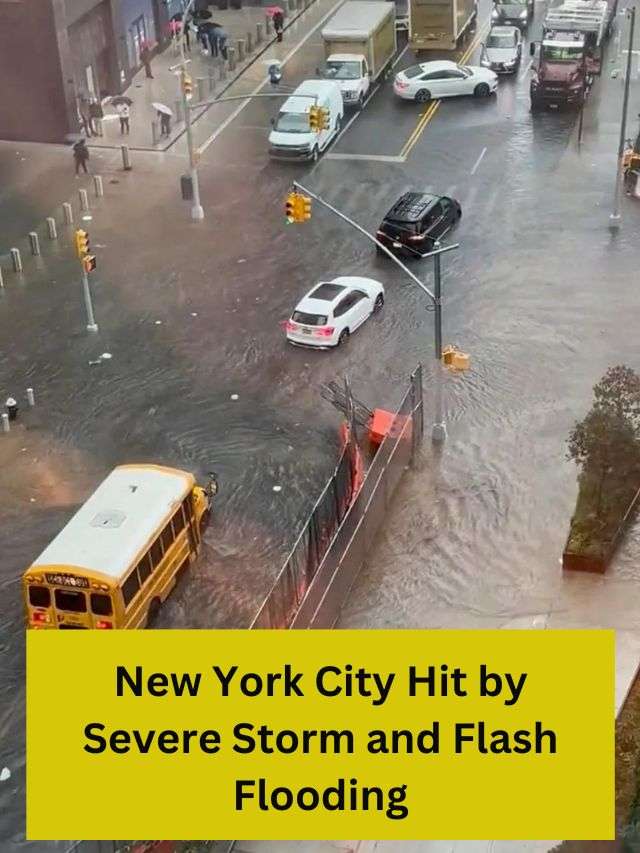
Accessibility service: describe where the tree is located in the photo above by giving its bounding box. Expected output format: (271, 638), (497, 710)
(592, 365), (640, 432)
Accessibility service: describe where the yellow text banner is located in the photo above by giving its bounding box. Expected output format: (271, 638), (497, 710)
(27, 629), (614, 840)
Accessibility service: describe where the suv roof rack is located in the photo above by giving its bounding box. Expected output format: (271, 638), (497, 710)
(388, 192), (437, 222)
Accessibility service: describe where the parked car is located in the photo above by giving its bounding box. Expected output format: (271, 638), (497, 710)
(285, 277), (384, 348)
(376, 192), (462, 256)
(393, 60), (498, 102)
(481, 26), (523, 73)
(491, 0), (534, 30)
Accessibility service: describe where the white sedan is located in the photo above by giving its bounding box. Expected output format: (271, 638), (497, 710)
(393, 60), (498, 103)
(285, 276), (384, 348)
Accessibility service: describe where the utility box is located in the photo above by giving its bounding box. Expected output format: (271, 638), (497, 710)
(180, 174), (193, 201)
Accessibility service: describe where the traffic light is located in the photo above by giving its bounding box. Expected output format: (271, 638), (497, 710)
(285, 192), (297, 224)
(308, 105), (319, 132)
(75, 229), (89, 258)
(317, 106), (330, 131)
(300, 194), (312, 221)
(82, 255), (97, 273)
(182, 72), (193, 100)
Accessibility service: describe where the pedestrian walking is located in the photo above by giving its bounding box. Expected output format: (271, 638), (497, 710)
(208, 29), (219, 57)
(117, 102), (130, 135)
(158, 109), (171, 137)
(5, 397), (18, 421)
(88, 99), (104, 136)
(273, 10), (284, 42)
(77, 94), (92, 137)
(140, 42), (154, 79)
(73, 139), (90, 176)
(212, 26), (228, 60)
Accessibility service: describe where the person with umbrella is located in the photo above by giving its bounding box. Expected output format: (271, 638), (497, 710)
(112, 95), (132, 135)
(140, 40), (154, 79)
(72, 139), (90, 176)
(267, 6), (285, 42)
(154, 103), (173, 137)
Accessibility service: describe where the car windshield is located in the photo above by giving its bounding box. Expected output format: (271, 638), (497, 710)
(487, 34), (516, 48)
(292, 311), (328, 325)
(543, 45), (583, 61)
(274, 112), (310, 133)
(325, 60), (361, 80)
(402, 65), (426, 79)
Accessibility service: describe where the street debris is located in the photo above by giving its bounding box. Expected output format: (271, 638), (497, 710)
(0, 767), (10, 782)
(231, 394), (239, 400)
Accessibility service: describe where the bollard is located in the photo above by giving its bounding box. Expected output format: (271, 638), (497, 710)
(265, 14), (272, 35)
(151, 120), (160, 146)
(93, 175), (104, 198)
(288, 0), (295, 13)
(228, 46), (236, 71)
(237, 39), (246, 62)
(208, 71), (216, 93)
(246, 31), (253, 53)
(28, 232), (40, 256)
(0, 267), (4, 288)
(1, 414), (9, 434)
(256, 21), (264, 44)
(62, 202), (73, 225)
(197, 77), (206, 102)
(10, 248), (22, 273)
(79, 188), (90, 212)
(121, 144), (132, 171)
(26, 388), (35, 407)
(218, 61), (227, 81)
(174, 99), (184, 122)
(46, 217), (57, 239)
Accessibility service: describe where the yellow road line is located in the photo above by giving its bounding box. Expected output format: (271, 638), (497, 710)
(398, 18), (491, 160)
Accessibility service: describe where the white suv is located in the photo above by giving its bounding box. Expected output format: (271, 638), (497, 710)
(285, 277), (384, 348)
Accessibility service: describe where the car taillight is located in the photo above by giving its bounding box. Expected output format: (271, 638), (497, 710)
(314, 327), (335, 337)
(408, 234), (425, 241)
(284, 320), (298, 332)
(96, 620), (113, 629)
(32, 611), (50, 624)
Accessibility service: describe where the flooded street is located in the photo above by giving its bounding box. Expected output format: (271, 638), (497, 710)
(2, 0), (640, 847)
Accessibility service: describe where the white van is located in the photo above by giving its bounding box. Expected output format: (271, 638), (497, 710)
(269, 79), (344, 162)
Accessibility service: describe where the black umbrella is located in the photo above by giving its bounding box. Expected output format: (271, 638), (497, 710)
(111, 95), (133, 107)
(170, 12), (184, 21)
(198, 21), (215, 33)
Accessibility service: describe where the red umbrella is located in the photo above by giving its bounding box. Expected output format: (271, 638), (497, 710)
(266, 5), (284, 16)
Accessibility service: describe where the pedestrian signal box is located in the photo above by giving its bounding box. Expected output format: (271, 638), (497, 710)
(182, 72), (193, 100)
(285, 192), (297, 223)
(82, 255), (97, 274)
(75, 229), (89, 258)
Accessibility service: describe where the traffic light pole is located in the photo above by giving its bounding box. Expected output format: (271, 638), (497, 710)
(180, 0), (204, 221)
(610, 5), (636, 231)
(293, 179), (458, 442)
(81, 265), (98, 332)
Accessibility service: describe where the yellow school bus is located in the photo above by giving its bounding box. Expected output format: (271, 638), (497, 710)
(23, 464), (217, 629)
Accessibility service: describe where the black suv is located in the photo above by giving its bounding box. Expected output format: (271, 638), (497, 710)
(376, 192), (462, 257)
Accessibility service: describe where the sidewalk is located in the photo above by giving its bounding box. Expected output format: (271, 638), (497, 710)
(90, 0), (320, 152)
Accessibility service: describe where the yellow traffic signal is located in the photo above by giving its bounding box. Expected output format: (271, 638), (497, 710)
(285, 192), (297, 224)
(182, 72), (193, 100)
(308, 105), (319, 132)
(300, 194), (311, 221)
(317, 106), (330, 131)
(75, 229), (89, 258)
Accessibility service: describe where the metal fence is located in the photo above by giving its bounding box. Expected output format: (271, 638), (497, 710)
(251, 365), (424, 630)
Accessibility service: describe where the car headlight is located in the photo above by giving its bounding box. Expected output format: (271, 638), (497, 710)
(519, 9), (527, 17)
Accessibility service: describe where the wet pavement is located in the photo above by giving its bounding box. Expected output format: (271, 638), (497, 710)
(2, 0), (640, 849)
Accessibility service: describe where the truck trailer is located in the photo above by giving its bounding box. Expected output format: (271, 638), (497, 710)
(409, 0), (478, 52)
(320, 1), (397, 108)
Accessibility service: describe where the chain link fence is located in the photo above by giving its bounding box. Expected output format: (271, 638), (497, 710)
(252, 365), (424, 631)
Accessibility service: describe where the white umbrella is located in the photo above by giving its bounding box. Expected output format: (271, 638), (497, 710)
(152, 102), (173, 116)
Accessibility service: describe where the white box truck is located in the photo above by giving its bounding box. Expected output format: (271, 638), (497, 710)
(409, 0), (478, 51)
(319, 1), (397, 109)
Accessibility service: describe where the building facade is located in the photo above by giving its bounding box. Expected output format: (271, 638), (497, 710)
(0, 0), (170, 143)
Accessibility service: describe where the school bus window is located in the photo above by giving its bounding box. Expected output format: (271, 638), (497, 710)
(29, 586), (50, 608)
(90, 593), (112, 616)
(122, 571), (140, 607)
(137, 553), (152, 584)
(174, 506), (187, 533)
(55, 588), (87, 613)
(149, 537), (163, 567)
(182, 497), (193, 523)
(160, 521), (174, 552)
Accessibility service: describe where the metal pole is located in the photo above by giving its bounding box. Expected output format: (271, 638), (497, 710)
(0, 267), (4, 288)
(121, 144), (132, 171)
(180, 0), (205, 221)
(46, 217), (57, 239)
(79, 188), (90, 212)
(10, 248), (22, 272)
(432, 243), (446, 442)
(28, 232), (40, 256)
(62, 203), (73, 225)
(26, 388), (35, 407)
(93, 175), (104, 197)
(1, 413), (9, 434)
(610, 5), (636, 231)
(577, 54), (586, 146)
(81, 267), (98, 332)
